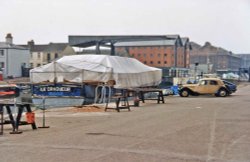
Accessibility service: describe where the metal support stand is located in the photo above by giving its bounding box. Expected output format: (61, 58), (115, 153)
(38, 97), (50, 128)
(9, 99), (22, 134)
(0, 103), (37, 134)
(105, 90), (130, 112)
(0, 106), (3, 135)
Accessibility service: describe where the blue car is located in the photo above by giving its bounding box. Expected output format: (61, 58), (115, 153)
(222, 80), (237, 94)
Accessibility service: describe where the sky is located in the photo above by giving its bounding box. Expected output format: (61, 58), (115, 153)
(0, 0), (250, 53)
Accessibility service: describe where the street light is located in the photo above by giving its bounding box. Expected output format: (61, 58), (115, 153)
(249, 67), (250, 82)
(194, 62), (199, 81)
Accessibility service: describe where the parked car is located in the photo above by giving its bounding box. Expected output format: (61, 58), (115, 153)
(222, 80), (237, 93)
(178, 78), (236, 97)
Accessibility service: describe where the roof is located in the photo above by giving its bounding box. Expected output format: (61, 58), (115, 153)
(236, 54), (250, 59)
(181, 37), (192, 50)
(181, 37), (189, 45)
(20, 43), (69, 52)
(164, 35), (180, 40)
(68, 35), (183, 47)
(0, 42), (28, 50)
(237, 53), (250, 55)
(201, 42), (229, 54)
(190, 41), (239, 58)
(190, 42), (202, 49)
(114, 40), (177, 47)
(45, 43), (69, 52)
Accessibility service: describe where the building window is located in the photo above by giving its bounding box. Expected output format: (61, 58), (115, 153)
(150, 54), (153, 58)
(164, 61), (167, 64)
(150, 61), (153, 64)
(37, 64), (41, 67)
(164, 53), (167, 57)
(30, 63), (33, 68)
(37, 53), (41, 59)
(131, 54), (134, 57)
(158, 61), (161, 64)
(143, 54), (147, 58)
(138, 54), (141, 57)
(55, 53), (59, 59)
(0, 50), (4, 56)
(144, 61), (147, 64)
(0, 62), (4, 68)
(47, 53), (51, 62)
(158, 54), (161, 57)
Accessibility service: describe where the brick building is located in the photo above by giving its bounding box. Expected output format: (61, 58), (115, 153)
(68, 35), (192, 77)
(181, 37), (191, 69)
(190, 42), (241, 74)
(115, 36), (191, 77)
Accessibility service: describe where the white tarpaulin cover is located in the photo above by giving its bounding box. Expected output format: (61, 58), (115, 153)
(30, 54), (162, 88)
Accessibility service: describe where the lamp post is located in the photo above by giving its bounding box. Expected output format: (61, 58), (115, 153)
(194, 62), (199, 81)
(249, 67), (250, 82)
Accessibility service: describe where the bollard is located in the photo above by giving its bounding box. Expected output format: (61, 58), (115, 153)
(134, 98), (140, 107)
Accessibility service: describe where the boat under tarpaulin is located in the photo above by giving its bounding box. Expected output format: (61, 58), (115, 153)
(30, 54), (162, 88)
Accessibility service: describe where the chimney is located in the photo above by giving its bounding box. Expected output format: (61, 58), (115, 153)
(204, 42), (211, 47)
(5, 33), (13, 44)
(27, 40), (35, 48)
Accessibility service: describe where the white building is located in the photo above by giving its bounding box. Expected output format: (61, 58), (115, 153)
(238, 53), (250, 69)
(0, 34), (30, 78)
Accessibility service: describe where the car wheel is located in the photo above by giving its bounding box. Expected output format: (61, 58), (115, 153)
(180, 89), (189, 97)
(218, 89), (228, 97)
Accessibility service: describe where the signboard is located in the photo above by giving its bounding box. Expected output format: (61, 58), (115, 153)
(32, 84), (84, 97)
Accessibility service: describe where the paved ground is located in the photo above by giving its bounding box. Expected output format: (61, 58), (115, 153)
(1, 83), (250, 162)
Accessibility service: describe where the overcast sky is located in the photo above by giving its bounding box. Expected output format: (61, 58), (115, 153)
(0, 0), (249, 53)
